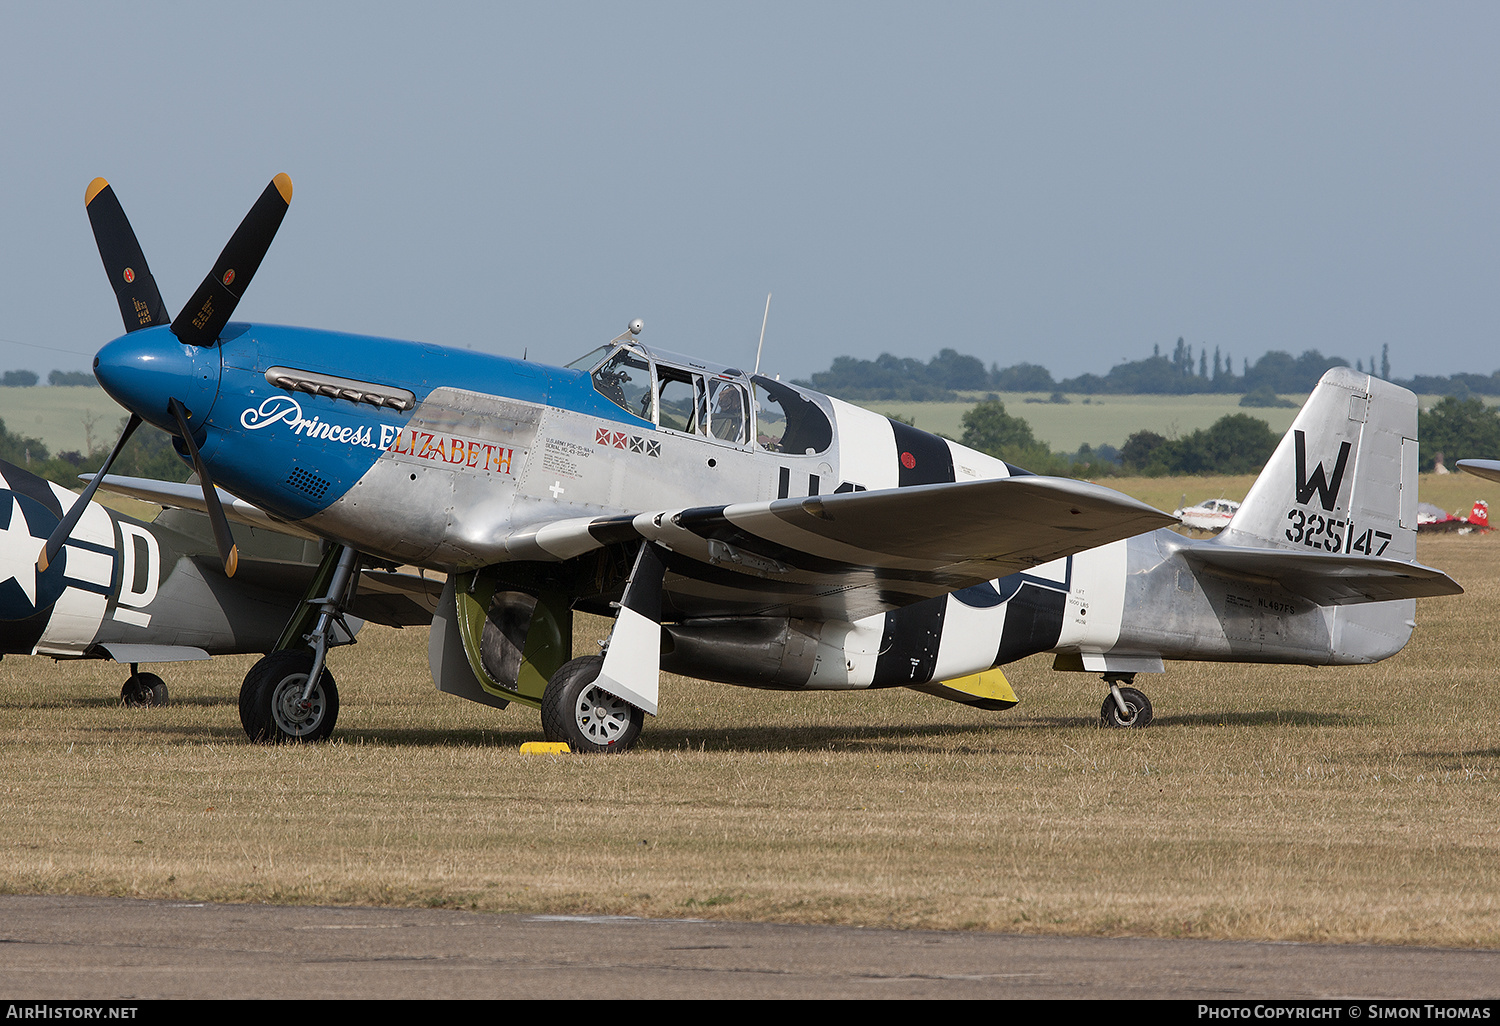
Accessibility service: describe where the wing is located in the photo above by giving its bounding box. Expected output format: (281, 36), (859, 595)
(1183, 545), (1462, 605)
(95, 469), (1176, 621)
(88, 473), (320, 539)
(1458, 459), (1500, 485)
(509, 476), (1176, 621)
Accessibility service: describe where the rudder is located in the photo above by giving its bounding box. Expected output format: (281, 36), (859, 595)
(1222, 367), (1418, 562)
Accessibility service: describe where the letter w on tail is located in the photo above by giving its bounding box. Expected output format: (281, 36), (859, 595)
(1294, 430), (1352, 512)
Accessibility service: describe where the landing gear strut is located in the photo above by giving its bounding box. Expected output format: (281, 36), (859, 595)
(1100, 672), (1153, 728)
(537, 542), (662, 753)
(240, 544), (359, 743)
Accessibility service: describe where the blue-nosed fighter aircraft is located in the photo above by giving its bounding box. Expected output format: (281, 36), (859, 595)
(46, 175), (1462, 750)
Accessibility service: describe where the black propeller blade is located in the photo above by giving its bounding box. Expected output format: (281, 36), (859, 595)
(36, 413), (142, 573)
(168, 399), (239, 578)
(172, 173), (294, 346)
(67, 175), (290, 578)
(85, 179), (171, 333)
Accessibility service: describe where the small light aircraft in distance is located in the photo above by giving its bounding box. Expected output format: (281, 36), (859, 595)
(48, 174), (1462, 749)
(1172, 497), (1240, 533)
(1416, 499), (1490, 534)
(0, 455), (439, 710)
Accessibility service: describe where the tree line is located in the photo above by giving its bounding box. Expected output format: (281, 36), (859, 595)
(8, 352), (1498, 486)
(1, 370), (97, 387)
(796, 339), (1444, 401)
(954, 394), (1500, 478)
(954, 399), (1283, 478)
(0, 416), (189, 488)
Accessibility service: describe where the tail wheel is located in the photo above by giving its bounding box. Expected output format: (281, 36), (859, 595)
(1101, 686), (1153, 729)
(240, 649), (339, 743)
(121, 672), (168, 707)
(540, 655), (644, 753)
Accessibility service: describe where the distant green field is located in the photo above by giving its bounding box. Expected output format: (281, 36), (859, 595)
(856, 392), (1488, 452)
(0, 383), (1485, 464)
(0, 385), (129, 456)
(852, 393), (1303, 451)
(4, 385), (1298, 456)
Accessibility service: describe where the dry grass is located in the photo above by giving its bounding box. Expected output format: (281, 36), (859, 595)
(1, 535), (1498, 945)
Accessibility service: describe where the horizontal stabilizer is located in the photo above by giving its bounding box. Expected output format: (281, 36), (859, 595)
(1184, 545), (1462, 605)
(96, 643), (210, 664)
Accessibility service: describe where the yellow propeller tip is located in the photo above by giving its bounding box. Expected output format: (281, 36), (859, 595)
(85, 178), (110, 205)
(272, 173), (293, 204)
(225, 546), (239, 579)
(35, 549), (49, 574)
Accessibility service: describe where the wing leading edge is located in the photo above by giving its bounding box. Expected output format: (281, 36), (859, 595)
(512, 476), (1176, 620)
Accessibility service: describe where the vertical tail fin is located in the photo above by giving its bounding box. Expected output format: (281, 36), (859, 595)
(1223, 368), (1418, 562)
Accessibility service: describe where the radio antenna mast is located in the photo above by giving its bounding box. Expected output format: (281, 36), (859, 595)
(753, 293), (772, 375)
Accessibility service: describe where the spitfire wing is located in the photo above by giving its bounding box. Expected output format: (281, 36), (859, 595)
(88, 473), (320, 540)
(1183, 546), (1462, 605)
(91, 473), (443, 626)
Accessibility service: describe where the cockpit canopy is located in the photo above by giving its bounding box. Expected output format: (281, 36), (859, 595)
(569, 341), (833, 456)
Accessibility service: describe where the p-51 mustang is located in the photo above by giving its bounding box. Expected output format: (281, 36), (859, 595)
(49, 174), (1461, 749)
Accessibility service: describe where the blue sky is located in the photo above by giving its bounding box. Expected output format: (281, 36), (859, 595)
(2, 2), (1496, 384)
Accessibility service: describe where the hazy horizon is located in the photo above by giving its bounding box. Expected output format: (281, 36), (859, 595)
(3, 3), (1496, 388)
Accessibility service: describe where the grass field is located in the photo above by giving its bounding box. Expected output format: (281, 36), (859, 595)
(0, 386), (1283, 457)
(1, 385), (1488, 463)
(1, 519), (1497, 945)
(854, 392), (1496, 453)
(0, 386), (127, 455)
(859, 393), (1306, 451)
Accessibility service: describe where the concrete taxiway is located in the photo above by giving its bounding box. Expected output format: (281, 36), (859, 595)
(0, 895), (1496, 1000)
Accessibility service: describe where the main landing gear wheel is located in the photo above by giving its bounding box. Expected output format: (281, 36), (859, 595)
(540, 655), (644, 754)
(121, 672), (168, 707)
(1100, 686), (1153, 729)
(239, 649), (339, 743)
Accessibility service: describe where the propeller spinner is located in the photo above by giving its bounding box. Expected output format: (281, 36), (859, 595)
(38, 174), (295, 578)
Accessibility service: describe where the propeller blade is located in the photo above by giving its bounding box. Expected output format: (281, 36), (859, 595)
(168, 398), (239, 577)
(172, 173), (293, 346)
(37, 413), (142, 573)
(85, 179), (171, 333)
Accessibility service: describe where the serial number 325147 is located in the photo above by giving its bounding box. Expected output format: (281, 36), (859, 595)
(1285, 509), (1391, 555)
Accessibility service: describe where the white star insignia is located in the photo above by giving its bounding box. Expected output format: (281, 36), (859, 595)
(0, 494), (42, 608)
